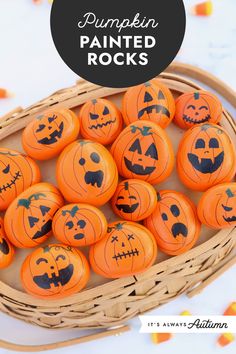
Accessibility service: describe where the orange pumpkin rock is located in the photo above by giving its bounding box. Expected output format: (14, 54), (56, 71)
(111, 179), (157, 221)
(122, 79), (175, 128)
(4, 183), (64, 248)
(174, 91), (222, 129)
(111, 121), (174, 185)
(89, 221), (157, 278)
(21, 244), (90, 299)
(22, 109), (80, 160)
(80, 99), (123, 145)
(52, 203), (107, 247)
(56, 140), (118, 206)
(144, 190), (201, 256)
(0, 217), (14, 269)
(197, 183), (236, 229)
(177, 123), (236, 191)
(0, 148), (40, 211)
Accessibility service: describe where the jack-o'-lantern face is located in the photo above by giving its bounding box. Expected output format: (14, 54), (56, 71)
(56, 140), (118, 206)
(174, 91), (222, 129)
(4, 183), (64, 248)
(89, 221), (157, 278)
(22, 109), (80, 160)
(144, 191), (200, 256)
(52, 204), (107, 247)
(111, 179), (157, 221)
(80, 99), (123, 145)
(122, 79), (175, 128)
(21, 244), (90, 299)
(0, 217), (14, 269)
(177, 124), (236, 191)
(197, 183), (236, 229)
(0, 149), (40, 211)
(111, 121), (174, 185)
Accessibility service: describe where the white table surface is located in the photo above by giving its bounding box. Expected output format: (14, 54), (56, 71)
(0, 0), (236, 353)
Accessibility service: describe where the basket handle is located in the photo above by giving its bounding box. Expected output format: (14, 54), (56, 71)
(0, 325), (130, 352)
(166, 62), (236, 108)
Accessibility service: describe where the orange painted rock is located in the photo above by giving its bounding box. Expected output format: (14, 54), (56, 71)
(111, 121), (174, 185)
(52, 203), (108, 247)
(0, 217), (14, 269)
(144, 191), (201, 256)
(111, 179), (157, 221)
(89, 221), (157, 278)
(21, 244), (90, 299)
(0, 148), (40, 210)
(4, 183), (64, 248)
(122, 79), (175, 128)
(177, 123), (236, 191)
(80, 99), (123, 145)
(56, 140), (118, 206)
(22, 109), (80, 160)
(197, 183), (236, 229)
(174, 91), (222, 129)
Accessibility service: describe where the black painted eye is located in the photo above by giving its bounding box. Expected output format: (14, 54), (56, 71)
(162, 213), (168, 221)
(129, 196), (137, 200)
(158, 90), (165, 100)
(79, 158), (86, 166)
(199, 106), (208, 110)
(66, 221), (74, 229)
(36, 124), (46, 132)
(111, 236), (118, 243)
(77, 220), (86, 228)
(144, 91), (153, 102)
(195, 138), (205, 149)
(103, 106), (109, 115)
(28, 216), (39, 228)
(145, 143), (158, 160)
(48, 115), (56, 123)
(117, 196), (124, 200)
(56, 254), (66, 261)
(128, 234), (134, 240)
(170, 204), (180, 217)
(40, 205), (50, 216)
(90, 152), (100, 163)
(2, 164), (10, 174)
(187, 105), (195, 110)
(209, 138), (219, 148)
(222, 204), (233, 212)
(129, 139), (142, 154)
(36, 257), (48, 265)
(89, 113), (99, 120)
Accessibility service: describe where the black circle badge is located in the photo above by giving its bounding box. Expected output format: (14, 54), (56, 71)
(50, 0), (186, 88)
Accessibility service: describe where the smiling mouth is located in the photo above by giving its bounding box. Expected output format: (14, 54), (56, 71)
(89, 119), (116, 130)
(0, 171), (21, 194)
(223, 215), (236, 223)
(188, 151), (224, 174)
(171, 223), (188, 238)
(138, 105), (170, 119)
(33, 264), (74, 289)
(38, 122), (64, 145)
(112, 248), (139, 261)
(124, 157), (156, 176)
(183, 114), (210, 124)
(116, 203), (139, 213)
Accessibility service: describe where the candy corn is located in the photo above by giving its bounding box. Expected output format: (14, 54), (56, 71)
(0, 88), (13, 99)
(191, 1), (213, 17)
(180, 310), (192, 316)
(217, 333), (235, 347)
(151, 333), (172, 344)
(223, 302), (236, 316)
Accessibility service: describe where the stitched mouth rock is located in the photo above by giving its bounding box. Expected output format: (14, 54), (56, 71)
(124, 157), (156, 175)
(112, 248), (139, 261)
(116, 203), (139, 213)
(38, 122), (64, 145)
(223, 215), (236, 223)
(187, 151), (224, 174)
(89, 119), (116, 130)
(33, 264), (74, 289)
(0, 171), (21, 194)
(171, 222), (188, 238)
(138, 105), (170, 119)
(183, 114), (210, 124)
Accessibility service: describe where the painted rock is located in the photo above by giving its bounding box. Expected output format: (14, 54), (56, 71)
(4, 183), (64, 248)
(21, 244), (90, 299)
(0, 217), (14, 269)
(22, 109), (80, 160)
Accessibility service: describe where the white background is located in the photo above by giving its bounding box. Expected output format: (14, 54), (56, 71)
(0, 0), (236, 353)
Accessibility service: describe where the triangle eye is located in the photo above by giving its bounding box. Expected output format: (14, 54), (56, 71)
(158, 90), (165, 100)
(144, 91), (153, 103)
(36, 124), (46, 132)
(28, 216), (39, 228)
(48, 115), (56, 123)
(40, 205), (51, 216)
(145, 143), (158, 160)
(103, 106), (109, 115)
(129, 139), (142, 154)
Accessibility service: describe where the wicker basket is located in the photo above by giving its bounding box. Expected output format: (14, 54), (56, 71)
(0, 62), (235, 333)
